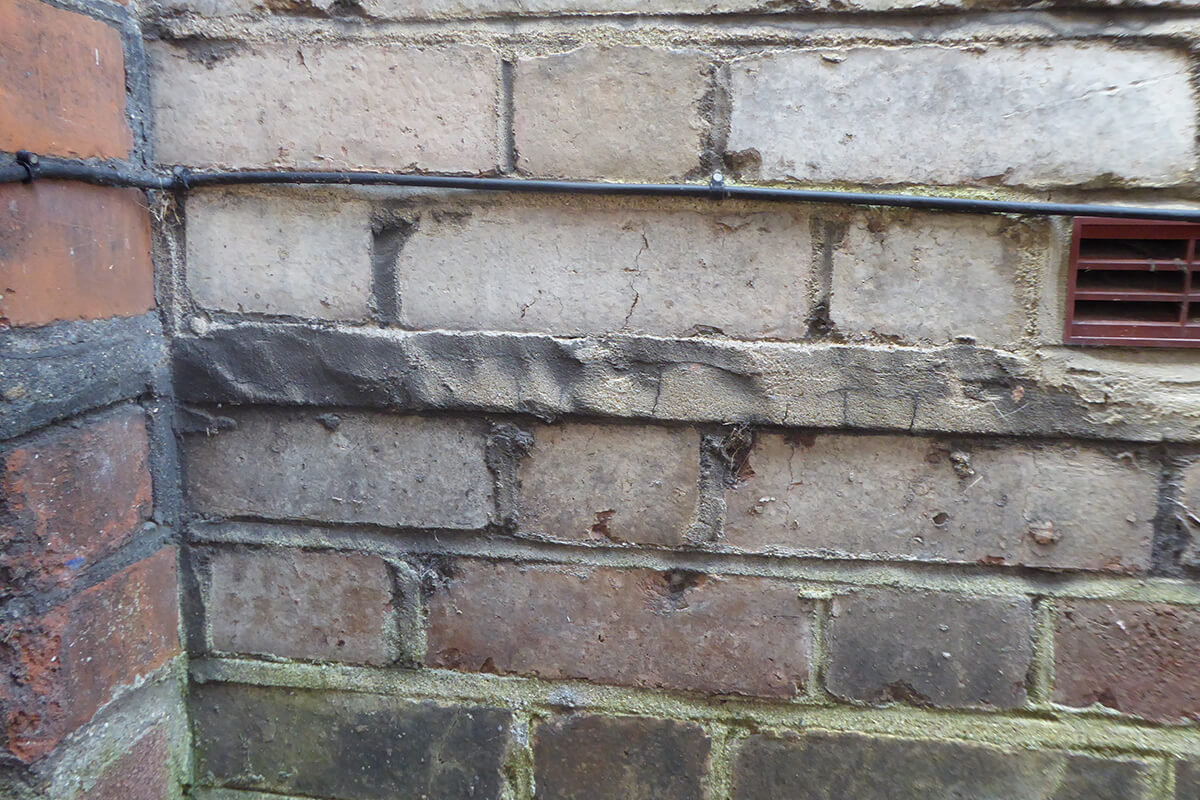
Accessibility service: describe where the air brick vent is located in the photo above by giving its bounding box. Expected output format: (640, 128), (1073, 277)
(1066, 217), (1200, 347)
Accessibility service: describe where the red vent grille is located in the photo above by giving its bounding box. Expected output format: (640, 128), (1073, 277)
(1066, 217), (1200, 347)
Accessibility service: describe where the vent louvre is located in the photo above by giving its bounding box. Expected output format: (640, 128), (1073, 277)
(1065, 217), (1200, 348)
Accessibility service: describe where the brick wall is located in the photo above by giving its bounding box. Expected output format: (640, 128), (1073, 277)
(6, 0), (1199, 794)
(0, 0), (185, 797)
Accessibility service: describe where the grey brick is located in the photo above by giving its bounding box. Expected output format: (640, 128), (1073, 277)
(733, 732), (1158, 800)
(723, 433), (1156, 573)
(185, 410), (494, 529)
(516, 422), (701, 546)
(827, 588), (1033, 709)
(729, 45), (1195, 187)
(191, 683), (512, 800)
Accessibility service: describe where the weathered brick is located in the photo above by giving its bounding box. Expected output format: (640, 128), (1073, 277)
(534, 715), (709, 800)
(723, 433), (1156, 573)
(830, 214), (1037, 344)
(0, 0), (131, 159)
(392, 199), (812, 338)
(191, 683), (511, 800)
(148, 41), (499, 171)
(1179, 762), (1200, 800)
(515, 46), (708, 180)
(426, 560), (811, 698)
(1054, 600), (1200, 724)
(516, 422), (700, 546)
(186, 189), (372, 319)
(1, 407), (152, 598)
(827, 588), (1033, 709)
(185, 410), (493, 529)
(1, 183), (155, 327)
(208, 547), (398, 665)
(728, 45), (1195, 187)
(0, 548), (180, 762)
(85, 727), (171, 800)
(732, 732), (1157, 800)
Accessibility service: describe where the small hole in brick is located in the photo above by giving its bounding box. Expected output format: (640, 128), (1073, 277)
(932, 512), (950, 527)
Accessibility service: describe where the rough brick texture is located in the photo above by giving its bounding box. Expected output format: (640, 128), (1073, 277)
(1, 407), (152, 598)
(728, 45), (1195, 187)
(830, 214), (1036, 345)
(426, 560), (812, 697)
(0, 548), (179, 762)
(185, 410), (494, 529)
(723, 433), (1156, 573)
(191, 683), (512, 800)
(207, 547), (399, 665)
(148, 41), (500, 171)
(1179, 761), (1200, 800)
(827, 588), (1033, 709)
(392, 199), (812, 338)
(0, 0), (132, 159)
(1054, 600), (1200, 724)
(515, 46), (708, 180)
(84, 727), (171, 800)
(1, 183), (155, 328)
(534, 715), (710, 800)
(186, 189), (373, 319)
(516, 422), (700, 545)
(733, 732), (1158, 800)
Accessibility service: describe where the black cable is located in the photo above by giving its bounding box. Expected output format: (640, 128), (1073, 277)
(3, 156), (1200, 222)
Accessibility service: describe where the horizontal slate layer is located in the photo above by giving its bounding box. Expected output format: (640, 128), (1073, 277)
(174, 322), (1196, 442)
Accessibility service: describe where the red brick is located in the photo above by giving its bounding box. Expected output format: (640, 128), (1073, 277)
(0, 548), (180, 762)
(1054, 600), (1200, 724)
(426, 560), (812, 698)
(0, 0), (132, 159)
(85, 727), (171, 800)
(1, 407), (152, 598)
(208, 548), (398, 665)
(0, 183), (155, 327)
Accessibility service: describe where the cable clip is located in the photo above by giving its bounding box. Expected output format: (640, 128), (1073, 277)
(708, 171), (729, 200)
(172, 165), (193, 191)
(15, 151), (39, 184)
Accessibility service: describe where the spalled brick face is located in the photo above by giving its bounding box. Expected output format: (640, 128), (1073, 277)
(0, 0), (132, 159)
(191, 683), (512, 800)
(827, 588), (1033, 709)
(0, 548), (180, 762)
(515, 46), (709, 180)
(534, 715), (710, 800)
(1053, 601), (1200, 724)
(426, 560), (812, 698)
(148, 41), (500, 171)
(207, 547), (399, 665)
(516, 422), (701, 545)
(0, 183), (155, 328)
(85, 727), (171, 800)
(392, 199), (813, 339)
(1, 407), (152, 598)
(723, 433), (1156, 573)
(185, 410), (494, 529)
(728, 45), (1196, 187)
(732, 732), (1158, 800)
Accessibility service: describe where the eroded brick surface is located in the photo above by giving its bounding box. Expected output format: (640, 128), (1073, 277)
(1054, 601), (1200, 724)
(85, 727), (171, 800)
(191, 683), (512, 800)
(534, 715), (710, 800)
(0, 548), (180, 762)
(1, 407), (152, 598)
(426, 560), (812, 698)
